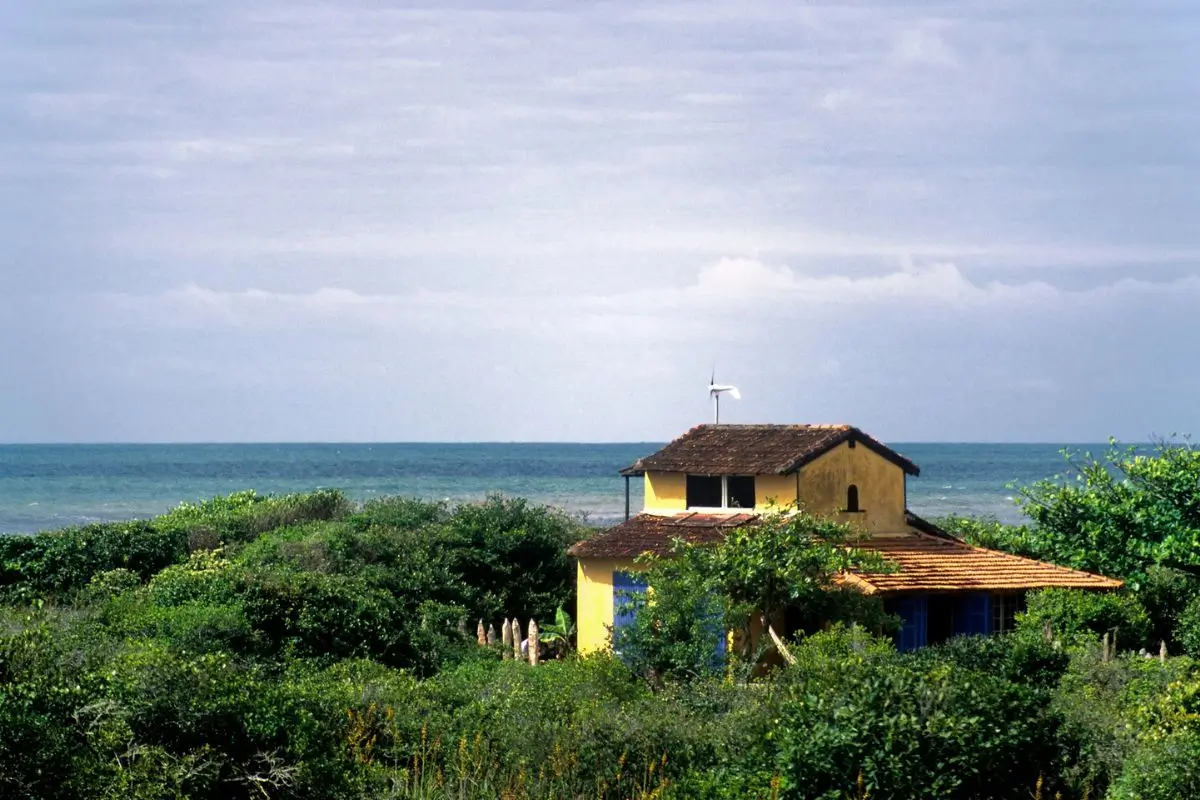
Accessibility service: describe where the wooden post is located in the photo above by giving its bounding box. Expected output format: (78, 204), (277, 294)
(1101, 632), (1110, 663)
(1161, 640), (1168, 663)
(528, 619), (539, 666)
(1042, 620), (1053, 643)
(487, 624), (497, 646)
(501, 618), (512, 659)
(762, 615), (797, 666)
(458, 618), (468, 639)
(511, 618), (521, 661)
(476, 620), (487, 646)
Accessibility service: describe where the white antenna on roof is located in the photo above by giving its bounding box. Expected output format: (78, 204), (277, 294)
(708, 368), (740, 424)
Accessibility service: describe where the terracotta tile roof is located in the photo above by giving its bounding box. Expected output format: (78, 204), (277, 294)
(620, 424), (919, 477)
(568, 512), (758, 559)
(848, 535), (1123, 593)
(570, 512), (1122, 593)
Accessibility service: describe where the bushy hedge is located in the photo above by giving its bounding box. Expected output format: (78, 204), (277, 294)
(1017, 588), (1153, 651)
(8, 495), (1200, 798)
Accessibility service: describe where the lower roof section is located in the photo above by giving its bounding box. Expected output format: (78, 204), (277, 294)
(568, 511), (1123, 594)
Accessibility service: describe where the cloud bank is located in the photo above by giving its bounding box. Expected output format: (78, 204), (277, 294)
(3, 1), (1200, 442)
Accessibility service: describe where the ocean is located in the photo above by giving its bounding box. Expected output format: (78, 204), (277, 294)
(0, 442), (1104, 535)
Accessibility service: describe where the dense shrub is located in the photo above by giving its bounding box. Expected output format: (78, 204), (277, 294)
(438, 495), (585, 623)
(0, 521), (187, 600)
(1108, 729), (1200, 800)
(0, 490), (354, 603)
(1139, 565), (1200, 649)
(914, 631), (1070, 690)
(773, 643), (1060, 799)
(156, 489), (353, 546)
(10, 492), (1200, 798)
(1017, 588), (1152, 650)
(1175, 594), (1200, 658)
(935, 514), (1040, 557)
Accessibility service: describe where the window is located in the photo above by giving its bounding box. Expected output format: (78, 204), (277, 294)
(727, 476), (756, 508)
(686, 475), (756, 509)
(686, 475), (723, 508)
(991, 593), (1026, 633)
(846, 485), (861, 512)
(927, 594), (957, 645)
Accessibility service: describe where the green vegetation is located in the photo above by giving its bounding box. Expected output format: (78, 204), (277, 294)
(614, 512), (897, 682)
(4, 441), (1200, 798)
(940, 438), (1200, 652)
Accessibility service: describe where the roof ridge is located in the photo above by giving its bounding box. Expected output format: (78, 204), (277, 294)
(694, 423), (852, 429)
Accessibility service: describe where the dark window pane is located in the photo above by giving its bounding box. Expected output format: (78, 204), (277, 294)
(686, 475), (723, 508)
(846, 485), (860, 512)
(727, 476), (756, 508)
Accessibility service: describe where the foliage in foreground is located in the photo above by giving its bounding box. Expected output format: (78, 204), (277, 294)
(6, 484), (1200, 798)
(613, 511), (897, 682)
(937, 438), (1200, 653)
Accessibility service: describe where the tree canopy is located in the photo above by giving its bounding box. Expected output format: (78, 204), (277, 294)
(1013, 439), (1200, 589)
(613, 511), (896, 680)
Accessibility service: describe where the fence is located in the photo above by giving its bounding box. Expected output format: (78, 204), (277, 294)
(462, 617), (543, 666)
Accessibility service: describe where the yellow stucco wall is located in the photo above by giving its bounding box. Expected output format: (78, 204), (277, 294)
(576, 558), (642, 654)
(798, 442), (908, 533)
(644, 472), (687, 512)
(756, 474), (798, 510)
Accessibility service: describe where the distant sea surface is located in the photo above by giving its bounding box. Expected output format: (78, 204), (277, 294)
(0, 442), (1107, 535)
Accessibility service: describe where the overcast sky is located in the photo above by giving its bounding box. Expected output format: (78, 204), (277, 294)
(3, 0), (1199, 444)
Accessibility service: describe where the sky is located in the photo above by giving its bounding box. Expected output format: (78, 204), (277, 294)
(3, 0), (1200, 444)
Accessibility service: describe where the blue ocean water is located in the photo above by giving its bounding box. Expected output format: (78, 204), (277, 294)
(0, 442), (1106, 535)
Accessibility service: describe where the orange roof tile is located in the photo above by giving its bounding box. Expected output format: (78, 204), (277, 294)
(849, 535), (1123, 594)
(570, 512), (1122, 593)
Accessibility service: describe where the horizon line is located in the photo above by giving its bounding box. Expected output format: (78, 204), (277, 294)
(0, 439), (1156, 447)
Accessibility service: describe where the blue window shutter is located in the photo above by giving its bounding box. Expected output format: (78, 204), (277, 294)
(612, 571), (648, 631)
(708, 593), (727, 668)
(896, 595), (928, 652)
(954, 593), (991, 637)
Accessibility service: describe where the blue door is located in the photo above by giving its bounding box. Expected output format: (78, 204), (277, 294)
(612, 571), (648, 632)
(895, 595), (928, 652)
(953, 593), (991, 637)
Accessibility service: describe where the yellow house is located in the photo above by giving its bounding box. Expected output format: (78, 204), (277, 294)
(569, 424), (1121, 654)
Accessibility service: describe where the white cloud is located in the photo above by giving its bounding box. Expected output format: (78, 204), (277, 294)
(103, 260), (1200, 334)
(891, 23), (959, 69)
(6, 0), (1200, 441)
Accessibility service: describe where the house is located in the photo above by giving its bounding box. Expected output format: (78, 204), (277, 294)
(569, 424), (1121, 653)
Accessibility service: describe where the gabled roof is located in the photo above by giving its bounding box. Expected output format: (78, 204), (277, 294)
(569, 512), (1122, 593)
(619, 424), (919, 478)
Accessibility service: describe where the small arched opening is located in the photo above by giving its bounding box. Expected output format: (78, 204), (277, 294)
(846, 484), (861, 513)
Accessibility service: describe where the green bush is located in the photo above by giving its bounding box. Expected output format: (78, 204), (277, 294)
(915, 631), (1070, 690)
(157, 489), (353, 547)
(1139, 566), (1200, 649)
(1175, 594), (1200, 658)
(0, 521), (187, 600)
(238, 569), (403, 664)
(1108, 729), (1200, 800)
(438, 495), (585, 623)
(1017, 588), (1152, 651)
(774, 656), (1060, 799)
(934, 514), (1040, 557)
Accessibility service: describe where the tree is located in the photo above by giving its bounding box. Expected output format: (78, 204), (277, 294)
(613, 511), (895, 681)
(1016, 439), (1200, 589)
